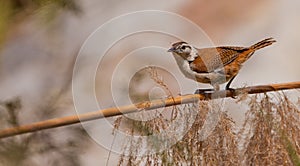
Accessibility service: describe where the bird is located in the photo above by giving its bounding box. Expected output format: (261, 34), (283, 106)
(168, 37), (276, 93)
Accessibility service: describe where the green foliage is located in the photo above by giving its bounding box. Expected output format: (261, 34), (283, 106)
(0, 1), (13, 45)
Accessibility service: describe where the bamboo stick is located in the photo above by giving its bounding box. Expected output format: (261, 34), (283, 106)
(0, 81), (299, 139)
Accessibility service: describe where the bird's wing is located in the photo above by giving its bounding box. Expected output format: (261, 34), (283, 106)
(190, 47), (247, 73)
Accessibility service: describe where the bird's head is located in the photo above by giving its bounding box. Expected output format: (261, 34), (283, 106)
(168, 41), (192, 55)
(168, 41), (198, 61)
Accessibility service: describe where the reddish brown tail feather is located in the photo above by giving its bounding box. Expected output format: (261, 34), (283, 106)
(250, 37), (276, 51)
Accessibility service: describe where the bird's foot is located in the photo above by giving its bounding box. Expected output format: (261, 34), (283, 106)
(194, 88), (215, 95)
(226, 87), (237, 99)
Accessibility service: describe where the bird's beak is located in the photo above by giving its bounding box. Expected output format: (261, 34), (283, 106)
(168, 48), (175, 52)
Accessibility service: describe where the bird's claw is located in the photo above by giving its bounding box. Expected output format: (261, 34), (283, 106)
(195, 88), (238, 99)
(226, 87), (237, 99)
(194, 89), (215, 95)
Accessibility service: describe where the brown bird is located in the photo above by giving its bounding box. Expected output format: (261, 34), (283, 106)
(168, 37), (276, 93)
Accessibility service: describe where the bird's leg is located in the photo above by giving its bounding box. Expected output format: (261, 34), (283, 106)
(194, 88), (214, 94)
(194, 84), (219, 94)
(225, 76), (237, 98)
(225, 76), (236, 91)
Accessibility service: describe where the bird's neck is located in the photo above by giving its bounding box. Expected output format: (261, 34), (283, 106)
(172, 54), (195, 79)
(187, 47), (199, 61)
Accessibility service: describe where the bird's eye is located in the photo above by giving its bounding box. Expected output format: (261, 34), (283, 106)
(181, 46), (186, 50)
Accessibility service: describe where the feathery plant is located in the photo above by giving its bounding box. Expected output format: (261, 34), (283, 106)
(112, 67), (300, 166)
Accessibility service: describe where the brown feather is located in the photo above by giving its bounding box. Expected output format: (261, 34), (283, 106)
(189, 37), (276, 74)
(190, 47), (247, 73)
(169, 38), (276, 89)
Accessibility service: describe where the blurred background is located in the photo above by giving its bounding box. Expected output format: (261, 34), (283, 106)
(0, 0), (299, 165)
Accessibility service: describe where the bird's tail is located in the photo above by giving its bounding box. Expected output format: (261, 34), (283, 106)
(250, 37), (276, 51)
